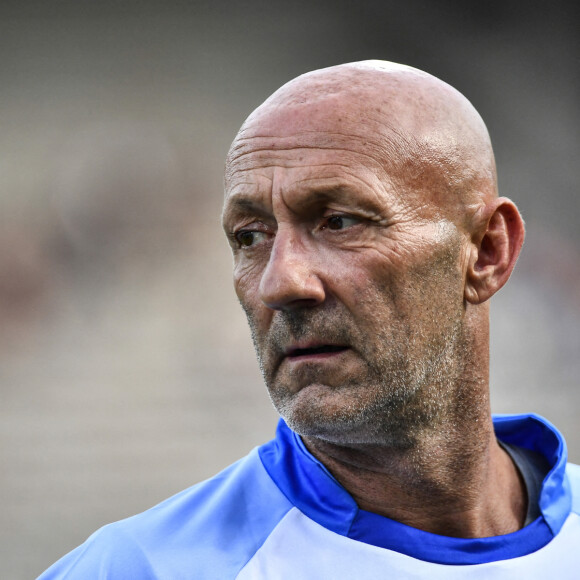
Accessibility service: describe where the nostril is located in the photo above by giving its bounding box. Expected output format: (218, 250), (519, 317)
(259, 263), (326, 311)
(258, 229), (327, 310)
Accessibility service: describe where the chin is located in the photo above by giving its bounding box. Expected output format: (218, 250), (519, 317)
(286, 413), (415, 449)
(272, 385), (424, 449)
(275, 398), (375, 445)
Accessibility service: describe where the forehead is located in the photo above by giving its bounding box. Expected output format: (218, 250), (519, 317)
(227, 128), (387, 181)
(226, 97), (411, 194)
(227, 93), (399, 164)
(224, 129), (399, 218)
(224, 118), (460, 225)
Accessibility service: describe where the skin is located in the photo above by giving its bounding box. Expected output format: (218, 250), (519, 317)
(222, 61), (526, 538)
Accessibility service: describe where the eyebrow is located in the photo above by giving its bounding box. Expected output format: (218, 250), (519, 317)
(294, 184), (385, 215)
(222, 196), (273, 225)
(223, 182), (387, 225)
(223, 187), (344, 217)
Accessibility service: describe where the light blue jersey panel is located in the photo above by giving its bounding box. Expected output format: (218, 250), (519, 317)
(237, 509), (580, 579)
(567, 462), (580, 514)
(38, 448), (293, 579)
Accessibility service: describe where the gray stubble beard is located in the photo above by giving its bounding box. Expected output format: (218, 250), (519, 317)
(243, 298), (468, 451)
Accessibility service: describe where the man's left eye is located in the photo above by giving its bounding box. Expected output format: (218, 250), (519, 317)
(324, 215), (359, 230)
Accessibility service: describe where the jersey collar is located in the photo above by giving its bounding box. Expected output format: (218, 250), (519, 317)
(258, 413), (570, 564)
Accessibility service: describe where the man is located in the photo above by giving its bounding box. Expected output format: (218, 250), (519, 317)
(40, 61), (580, 578)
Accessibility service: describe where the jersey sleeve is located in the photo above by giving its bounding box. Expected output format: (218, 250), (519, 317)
(37, 524), (158, 580)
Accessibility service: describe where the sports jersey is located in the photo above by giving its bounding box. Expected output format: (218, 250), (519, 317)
(38, 413), (580, 579)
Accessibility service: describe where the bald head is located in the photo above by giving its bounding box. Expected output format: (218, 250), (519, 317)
(227, 61), (497, 223)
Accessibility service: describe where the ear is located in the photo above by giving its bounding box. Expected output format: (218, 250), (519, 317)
(464, 197), (525, 304)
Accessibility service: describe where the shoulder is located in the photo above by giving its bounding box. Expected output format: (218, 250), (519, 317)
(38, 447), (293, 579)
(566, 462), (580, 514)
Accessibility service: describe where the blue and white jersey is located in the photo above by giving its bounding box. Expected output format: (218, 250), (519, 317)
(39, 414), (580, 579)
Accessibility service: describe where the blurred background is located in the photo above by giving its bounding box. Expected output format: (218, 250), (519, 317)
(1, 1), (578, 577)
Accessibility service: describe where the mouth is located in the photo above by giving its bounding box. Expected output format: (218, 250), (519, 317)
(286, 344), (349, 360)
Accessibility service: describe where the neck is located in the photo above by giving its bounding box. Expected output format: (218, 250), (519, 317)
(303, 408), (527, 538)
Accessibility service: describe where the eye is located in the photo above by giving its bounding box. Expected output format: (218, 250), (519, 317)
(236, 231), (255, 247)
(323, 214), (360, 231)
(233, 229), (269, 248)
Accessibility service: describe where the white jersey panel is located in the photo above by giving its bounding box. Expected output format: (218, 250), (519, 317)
(237, 508), (580, 580)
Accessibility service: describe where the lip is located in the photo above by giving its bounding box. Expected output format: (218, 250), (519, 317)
(284, 342), (349, 362)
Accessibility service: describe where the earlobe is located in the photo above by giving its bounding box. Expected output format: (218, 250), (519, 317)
(465, 198), (525, 304)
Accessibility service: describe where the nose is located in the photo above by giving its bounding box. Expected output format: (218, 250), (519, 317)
(259, 229), (326, 310)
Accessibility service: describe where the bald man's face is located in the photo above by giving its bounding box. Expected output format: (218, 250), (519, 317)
(222, 95), (473, 446)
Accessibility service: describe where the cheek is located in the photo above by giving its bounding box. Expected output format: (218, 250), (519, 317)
(340, 241), (462, 327)
(233, 262), (274, 335)
(233, 260), (261, 303)
(322, 254), (395, 319)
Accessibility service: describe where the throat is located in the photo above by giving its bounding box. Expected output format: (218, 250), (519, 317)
(302, 419), (526, 538)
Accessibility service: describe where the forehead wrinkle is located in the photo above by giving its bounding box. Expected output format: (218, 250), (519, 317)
(292, 165), (395, 205)
(228, 127), (410, 161)
(227, 116), (432, 202)
(228, 156), (392, 214)
(226, 139), (392, 192)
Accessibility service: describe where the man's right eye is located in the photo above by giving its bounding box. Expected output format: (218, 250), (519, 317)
(236, 231), (255, 247)
(234, 230), (268, 248)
